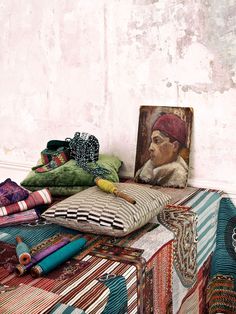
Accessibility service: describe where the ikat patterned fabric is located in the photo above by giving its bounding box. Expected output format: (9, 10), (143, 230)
(42, 183), (171, 236)
(0, 178), (29, 206)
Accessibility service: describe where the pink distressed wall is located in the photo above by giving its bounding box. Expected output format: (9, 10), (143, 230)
(0, 0), (236, 192)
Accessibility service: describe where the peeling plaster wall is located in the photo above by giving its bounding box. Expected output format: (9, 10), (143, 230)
(0, 0), (236, 192)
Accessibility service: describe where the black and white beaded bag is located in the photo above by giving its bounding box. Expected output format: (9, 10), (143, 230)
(66, 132), (110, 178)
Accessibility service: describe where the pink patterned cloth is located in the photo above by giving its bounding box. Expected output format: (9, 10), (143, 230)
(0, 209), (38, 227)
(0, 178), (29, 206)
(0, 189), (52, 216)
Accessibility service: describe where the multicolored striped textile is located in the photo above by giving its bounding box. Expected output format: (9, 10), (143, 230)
(173, 188), (223, 268)
(177, 255), (212, 314)
(0, 188), (52, 216)
(100, 275), (128, 313)
(49, 303), (85, 313)
(206, 197), (236, 314)
(210, 197), (236, 281)
(0, 186), (223, 314)
(169, 187), (223, 313)
(0, 234), (146, 314)
(0, 222), (78, 247)
(145, 240), (173, 314)
(207, 274), (236, 314)
(35, 149), (70, 173)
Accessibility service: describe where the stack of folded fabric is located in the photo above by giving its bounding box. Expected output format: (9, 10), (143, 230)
(21, 133), (122, 197)
(0, 178), (52, 227)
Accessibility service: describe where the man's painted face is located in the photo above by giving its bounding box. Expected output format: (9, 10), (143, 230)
(149, 130), (179, 167)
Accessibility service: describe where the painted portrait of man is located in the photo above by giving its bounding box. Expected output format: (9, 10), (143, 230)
(134, 106), (193, 188)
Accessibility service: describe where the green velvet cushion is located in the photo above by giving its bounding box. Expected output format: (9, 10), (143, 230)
(23, 186), (89, 197)
(21, 154), (122, 189)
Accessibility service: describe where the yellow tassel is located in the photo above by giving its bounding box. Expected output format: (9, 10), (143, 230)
(95, 178), (136, 205)
(95, 178), (117, 194)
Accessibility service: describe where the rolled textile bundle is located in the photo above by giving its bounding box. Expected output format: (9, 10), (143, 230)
(0, 188), (52, 216)
(16, 236), (31, 265)
(15, 237), (71, 276)
(30, 237), (87, 278)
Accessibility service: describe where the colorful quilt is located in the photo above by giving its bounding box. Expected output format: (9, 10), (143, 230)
(207, 197), (236, 314)
(0, 187), (223, 314)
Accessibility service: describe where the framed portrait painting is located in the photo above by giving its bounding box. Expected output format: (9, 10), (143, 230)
(134, 106), (193, 188)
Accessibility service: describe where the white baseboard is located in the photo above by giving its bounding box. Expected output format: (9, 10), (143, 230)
(188, 178), (236, 197)
(0, 160), (33, 184)
(120, 171), (236, 197)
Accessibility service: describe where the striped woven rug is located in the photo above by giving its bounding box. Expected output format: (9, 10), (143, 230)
(0, 186), (224, 314)
(0, 222), (149, 314)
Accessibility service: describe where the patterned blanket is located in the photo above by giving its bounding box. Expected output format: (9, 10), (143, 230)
(207, 197), (236, 314)
(0, 187), (223, 314)
(0, 223), (153, 314)
(158, 204), (198, 287)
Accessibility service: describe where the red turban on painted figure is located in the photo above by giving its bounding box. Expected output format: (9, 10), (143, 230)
(135, 113), (188, 188)
(152, 113), (187, 147)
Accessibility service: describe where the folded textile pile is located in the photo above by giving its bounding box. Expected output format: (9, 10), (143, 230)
(0, 188), (52, 217)
(0, 209), (39, 227)
(0, 179), (52, 227)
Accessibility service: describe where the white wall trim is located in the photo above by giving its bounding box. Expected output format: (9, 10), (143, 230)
(0, 160), (33, 171)
(120, 172), (236, 197)
(1, 161), (236, 198)
(188, 178), (236, 197)
(0, 160), (34, 184)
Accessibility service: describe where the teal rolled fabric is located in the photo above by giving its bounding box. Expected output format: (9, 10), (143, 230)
(30, 237), (86, 277)
(16, 236), (31, 265)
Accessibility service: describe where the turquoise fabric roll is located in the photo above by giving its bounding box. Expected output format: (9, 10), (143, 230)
(31, 237), (86, 277)
(211, 198), (236, 288)
(16, 240), (31, 265)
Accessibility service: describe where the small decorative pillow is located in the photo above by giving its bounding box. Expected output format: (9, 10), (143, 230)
(42, 183), (171, 237)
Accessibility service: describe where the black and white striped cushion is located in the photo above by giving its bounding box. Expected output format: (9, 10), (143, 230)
(42, 183), (171, 236)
